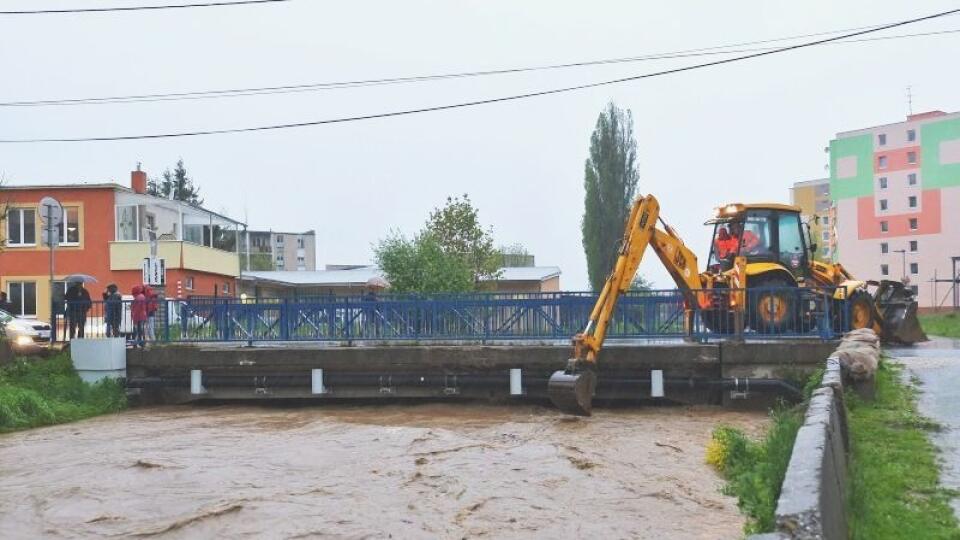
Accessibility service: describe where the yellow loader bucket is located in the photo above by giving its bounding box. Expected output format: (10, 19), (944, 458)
(874, 281), (928, 344)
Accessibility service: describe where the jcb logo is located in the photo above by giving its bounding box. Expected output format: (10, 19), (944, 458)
(639, 211), (649, 229)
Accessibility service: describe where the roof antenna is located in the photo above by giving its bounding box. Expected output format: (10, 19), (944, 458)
(906, 86), (913, 116)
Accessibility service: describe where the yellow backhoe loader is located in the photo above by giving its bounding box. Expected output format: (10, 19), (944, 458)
(548, 195), (926, 416)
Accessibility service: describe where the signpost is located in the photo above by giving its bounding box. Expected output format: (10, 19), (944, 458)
(39, 196), (63, 340)
(142, 257), (167, 286)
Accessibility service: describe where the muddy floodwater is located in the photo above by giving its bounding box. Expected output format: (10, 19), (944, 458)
(0, 404), (765, 539)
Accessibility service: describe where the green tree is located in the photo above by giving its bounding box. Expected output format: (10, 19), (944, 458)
(425, 195), (502, 282)
(581, 102), (639, 292)
(497, 243), (533, 267)
(630, 275), (654, 291)
(375, 232), (474, 294)
(147, 159), (203, 205)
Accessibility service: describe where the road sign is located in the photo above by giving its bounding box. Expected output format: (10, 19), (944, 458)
(38, 196), (63, 228)
(142, 257), (166, 286)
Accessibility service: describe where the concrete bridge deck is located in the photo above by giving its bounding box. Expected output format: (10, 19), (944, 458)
(127, 340), (836, 406)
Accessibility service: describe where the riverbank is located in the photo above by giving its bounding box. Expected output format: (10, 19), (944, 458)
(919, 311), (960, 338)
(0, 352), (126, 432)
(847, 360), (958, 539)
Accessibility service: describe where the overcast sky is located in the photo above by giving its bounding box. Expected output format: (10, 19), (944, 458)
(1, 0), (958, 289)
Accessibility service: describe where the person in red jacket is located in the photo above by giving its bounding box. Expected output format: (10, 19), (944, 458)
(144, 285), (159, 341)
(131, 285), (148, 348)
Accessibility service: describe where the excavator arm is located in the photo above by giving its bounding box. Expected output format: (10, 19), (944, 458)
(549, 194), (703, 415)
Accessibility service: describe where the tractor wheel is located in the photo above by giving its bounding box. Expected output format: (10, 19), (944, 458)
(748, 276), (797, 334)
(848, 290), (876, 332)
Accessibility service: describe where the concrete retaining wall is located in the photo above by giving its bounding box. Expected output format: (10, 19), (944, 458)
(750, 330), (881, 540)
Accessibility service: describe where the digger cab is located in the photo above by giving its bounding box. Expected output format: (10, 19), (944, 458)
(706, 203), (811, 281)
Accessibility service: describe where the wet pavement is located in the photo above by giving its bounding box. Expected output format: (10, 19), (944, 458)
(0, 403), (764, 539)
(887, 336), (960, 517)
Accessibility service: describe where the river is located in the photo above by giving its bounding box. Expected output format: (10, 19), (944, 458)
(0, 403), (764, 539)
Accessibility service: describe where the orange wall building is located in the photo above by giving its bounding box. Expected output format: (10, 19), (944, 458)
(1, 170), (244, 321)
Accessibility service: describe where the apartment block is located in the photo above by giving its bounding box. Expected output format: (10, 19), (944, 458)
(830, 110), (960, 307)
(789, 178), (833, 262)
(241, 230), (316, 271)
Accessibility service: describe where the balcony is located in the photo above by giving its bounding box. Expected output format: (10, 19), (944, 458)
(110, 241), (240, 277)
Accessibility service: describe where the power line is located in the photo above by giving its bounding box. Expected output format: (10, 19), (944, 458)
(7, 25), (958, 108)
(0, 0), (290, 15)
(2, 7), (958, 143)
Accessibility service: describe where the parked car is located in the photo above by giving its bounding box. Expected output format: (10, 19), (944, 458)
(0, 309), (52, 353)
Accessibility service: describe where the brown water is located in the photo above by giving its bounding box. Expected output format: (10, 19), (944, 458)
(0, 404), (765, 539)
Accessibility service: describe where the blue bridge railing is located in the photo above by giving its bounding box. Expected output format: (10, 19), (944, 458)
(53, 287), (849, 344)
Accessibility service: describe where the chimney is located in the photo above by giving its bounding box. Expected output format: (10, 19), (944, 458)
(131, 165), (147, 194)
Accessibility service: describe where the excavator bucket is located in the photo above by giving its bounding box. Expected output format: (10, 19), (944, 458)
(874, 281), (928, 344)
(548, 363), (597, 416)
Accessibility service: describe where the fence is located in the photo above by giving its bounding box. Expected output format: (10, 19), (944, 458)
(53, 287), (848, 344)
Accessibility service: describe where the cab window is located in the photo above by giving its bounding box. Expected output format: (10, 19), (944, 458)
(740, 212), (774, 258)
(777, 212), (807, 272)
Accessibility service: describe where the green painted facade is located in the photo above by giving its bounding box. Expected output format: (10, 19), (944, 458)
(829, 134), (873, 201)
(921, 117), (960, 189)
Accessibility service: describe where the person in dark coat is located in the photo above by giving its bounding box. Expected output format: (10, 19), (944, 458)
(103, 283), (123, 338)
(0, 291), (12, 314)
(65, 282), (92, 339)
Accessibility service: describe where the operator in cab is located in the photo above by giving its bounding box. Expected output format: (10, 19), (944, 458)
(728, 221), (760, 254)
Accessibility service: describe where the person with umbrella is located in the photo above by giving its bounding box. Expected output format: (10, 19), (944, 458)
(64, 275), (94, 339)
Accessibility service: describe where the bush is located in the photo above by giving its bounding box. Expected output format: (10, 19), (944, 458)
(0, 353), (126, 432)
(706, 407), (803, 534)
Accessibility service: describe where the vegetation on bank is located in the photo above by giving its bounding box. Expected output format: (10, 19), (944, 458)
(919, 311), (960, 338)
(705, 406), (803, 534)
(0, 352), (126, 432)
(847, 361), (958, 539)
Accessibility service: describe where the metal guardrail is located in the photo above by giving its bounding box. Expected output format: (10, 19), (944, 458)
(52, 287), (848, 344)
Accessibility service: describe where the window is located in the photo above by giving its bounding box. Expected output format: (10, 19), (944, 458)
(909, 240), (918, 252)
(297, 236), (304, 249)
(822, 247), (830, 256)
(116, 205), (139, 241)
(6, 282), (37, 317)
(880, 221), (889, 232)
(820, 230), (829, 241)
(910, 262), (919, 275)
(907, 151), (917, 164)
(879, 177), (888, 189)
(222, 282), (230, 295)
(822, 216), (829, 225)
(297, 255), (305, 264)
(56, 207), (80, 245)
(907, 129), (916, 142)
(184, 276), (195, 290)
(878, 156), (888, 169)
(878, 133), (887, 146)
(880, 242), (889, 254)
(908, 173), (917, 185)
(881, 264), (889, 276)
(777, 212), (805, 268)
(908, 195), (917, 208)
(6, 208), (36, 246)
(879, 199), (888, 211)
(909, 218), (918, 230)
(275, 235), (284, 245)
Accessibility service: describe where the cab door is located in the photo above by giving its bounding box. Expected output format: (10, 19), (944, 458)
(776, 211), (809, 278)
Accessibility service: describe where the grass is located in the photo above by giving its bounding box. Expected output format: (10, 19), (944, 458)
(0, 352), (126, 432)
(919, 311), (960, 338)
(847, 360), (959, 539)
(706, 405), (804, 534)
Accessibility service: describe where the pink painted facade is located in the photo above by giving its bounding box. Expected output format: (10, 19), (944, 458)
(831, 111), (960, 308)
